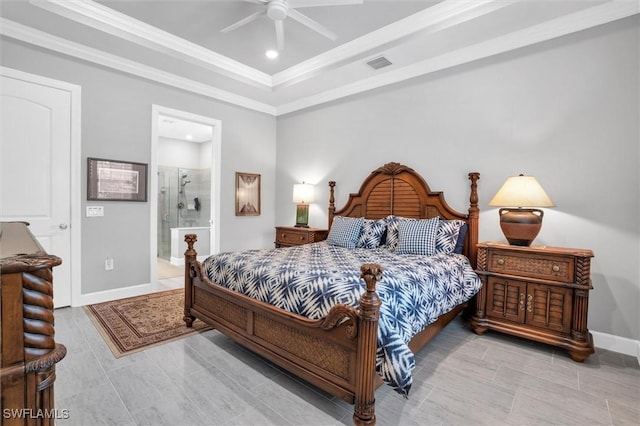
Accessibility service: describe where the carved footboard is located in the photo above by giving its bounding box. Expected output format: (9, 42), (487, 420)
(183, 234), (381, 426)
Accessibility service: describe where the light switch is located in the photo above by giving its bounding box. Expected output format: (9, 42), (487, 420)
(86, 206), (104, 217)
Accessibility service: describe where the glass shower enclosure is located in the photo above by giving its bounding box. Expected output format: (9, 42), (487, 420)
(157, 166), (211, 261)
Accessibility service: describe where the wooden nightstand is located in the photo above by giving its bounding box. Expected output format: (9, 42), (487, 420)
(471, 241), (595, 362)
(275, 226), (329, 248)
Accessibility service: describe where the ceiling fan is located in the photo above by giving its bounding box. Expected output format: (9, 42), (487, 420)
(220, 0), (364, 51)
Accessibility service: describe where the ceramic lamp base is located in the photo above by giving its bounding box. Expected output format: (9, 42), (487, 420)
(498, 208), (543, 246)
(295, 204), (309, 228)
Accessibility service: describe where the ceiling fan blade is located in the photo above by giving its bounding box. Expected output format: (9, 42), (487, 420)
(287, 8), (337, 40)
(220, 11), (265, 33)
(275, 20), (284, 51)
(288, 0), (363, 7)
(241, 0), (268, 4)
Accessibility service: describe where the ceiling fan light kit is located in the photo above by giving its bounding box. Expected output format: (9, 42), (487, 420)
(221, 0), (363, 52)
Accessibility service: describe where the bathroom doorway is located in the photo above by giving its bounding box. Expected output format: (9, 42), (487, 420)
(150, 105), (221, 288)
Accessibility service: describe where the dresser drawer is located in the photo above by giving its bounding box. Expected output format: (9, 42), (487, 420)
(487, 249), (574, 283)
(277, 229), (310, 245)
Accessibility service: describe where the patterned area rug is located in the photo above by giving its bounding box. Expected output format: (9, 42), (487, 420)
(84, 289), (211, 358)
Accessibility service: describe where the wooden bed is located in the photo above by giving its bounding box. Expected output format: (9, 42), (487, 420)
(183, 162), (480, 425)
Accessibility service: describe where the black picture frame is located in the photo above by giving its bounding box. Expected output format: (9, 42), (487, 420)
(87, 157), (148, 202)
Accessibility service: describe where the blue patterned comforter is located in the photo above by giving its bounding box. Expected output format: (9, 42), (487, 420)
(202, 242), (482, 396)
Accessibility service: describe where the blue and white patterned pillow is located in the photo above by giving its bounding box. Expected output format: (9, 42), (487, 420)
(383, 215), (400, 251)
(327, 216), (364, 249)
(384, 215), (416, 251)
(396, 217), (440, 255)
(357, 218), (387, 249)
(435, 219), (467, 254)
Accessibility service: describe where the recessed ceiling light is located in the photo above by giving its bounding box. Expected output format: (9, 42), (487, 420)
(185, 134), (193, 140)
(265, 49), (279, 59)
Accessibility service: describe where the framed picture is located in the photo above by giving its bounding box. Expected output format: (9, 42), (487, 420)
(87, 157), (148, 202)
(235, 172), (261, 216)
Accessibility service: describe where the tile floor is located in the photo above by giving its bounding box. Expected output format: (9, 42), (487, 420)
(156, 258), (183, 280)
(52, 281), (639, 426)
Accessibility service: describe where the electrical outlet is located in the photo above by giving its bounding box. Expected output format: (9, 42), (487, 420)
(105, 257), (114, 270)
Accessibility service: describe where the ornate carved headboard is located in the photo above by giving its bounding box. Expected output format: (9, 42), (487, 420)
(328, 162), (480, 266)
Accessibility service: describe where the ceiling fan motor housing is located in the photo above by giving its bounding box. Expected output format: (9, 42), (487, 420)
(268, 1), (288, 21)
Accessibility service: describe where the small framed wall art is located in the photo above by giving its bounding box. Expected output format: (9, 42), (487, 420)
(87, 157), (148, 202)
(235, 172), (261, 216)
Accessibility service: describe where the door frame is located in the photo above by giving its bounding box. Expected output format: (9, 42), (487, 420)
(150, 105), (221, 289)
(0, 66), (82, 307)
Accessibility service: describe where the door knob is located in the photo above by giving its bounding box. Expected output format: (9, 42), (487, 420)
(59, 223), (68, 230)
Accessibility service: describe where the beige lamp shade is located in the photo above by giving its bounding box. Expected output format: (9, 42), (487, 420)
(292, 183), (315, 204)
(489, 175), (555, 208)
(489, 175), (555, 246)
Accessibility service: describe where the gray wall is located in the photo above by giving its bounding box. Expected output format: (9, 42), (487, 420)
(1, 16), (638, 341)
(276, 17), (640, 341)
(1, 38), (276, 295)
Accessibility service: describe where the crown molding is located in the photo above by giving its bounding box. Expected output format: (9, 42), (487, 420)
(271, 0), (511, 87)
(0, 18), (276, 115)
(276, 0), (639, 115)
(29, 0), (273, 89)
(32, 0), (512, 90)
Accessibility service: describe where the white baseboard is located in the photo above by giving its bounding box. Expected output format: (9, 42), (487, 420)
(592, 330), (640, 361)
(74, 283), (154, 306)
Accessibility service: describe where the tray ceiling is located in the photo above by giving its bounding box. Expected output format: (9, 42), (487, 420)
(0, 0), (637, 115)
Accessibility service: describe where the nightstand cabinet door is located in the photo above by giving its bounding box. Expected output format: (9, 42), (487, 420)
(526, 283), (573, 334)
(472, 242), (594, 362)
(486, 277), (526, 324)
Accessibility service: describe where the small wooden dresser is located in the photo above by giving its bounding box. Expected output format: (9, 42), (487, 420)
(471, 241), (594, 362)
(1, 222), (67, 425)
(274, 226), (329, 248)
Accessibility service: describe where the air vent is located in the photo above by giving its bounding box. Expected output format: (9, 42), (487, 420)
(366, 56), (392, 70)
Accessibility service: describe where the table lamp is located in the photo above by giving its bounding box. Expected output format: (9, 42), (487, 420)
(489, 174), (555, 246)
(292, 182), (314, 227)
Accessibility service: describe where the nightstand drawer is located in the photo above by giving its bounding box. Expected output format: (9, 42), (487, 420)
(274, 226), (328, 248)
(487, 249), (574, 283)
(278, 229), (310, 245)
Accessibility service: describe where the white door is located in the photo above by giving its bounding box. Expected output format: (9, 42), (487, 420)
(0, 74), (72, 307)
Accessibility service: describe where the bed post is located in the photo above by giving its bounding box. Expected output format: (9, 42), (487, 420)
(328, 180), (336, 229)
(183, 233), (197, 328)
(467, 172), (480, 269)
(353, 264), (382, 426)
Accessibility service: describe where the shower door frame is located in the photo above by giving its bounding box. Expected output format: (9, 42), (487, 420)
(150, 105), (221, 290)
